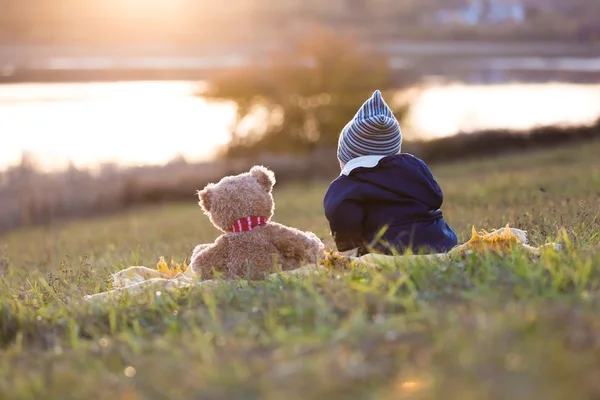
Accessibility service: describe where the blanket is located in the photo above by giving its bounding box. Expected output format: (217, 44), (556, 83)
(83, 225), (562, 305)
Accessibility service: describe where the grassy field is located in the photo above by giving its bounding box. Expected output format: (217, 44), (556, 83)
(1, 141), (599, 399)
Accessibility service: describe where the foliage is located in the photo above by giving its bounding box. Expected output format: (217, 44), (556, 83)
(203, 27), (408, 158)
(156, 257), (188, 277)
(0, 142), (599, 398)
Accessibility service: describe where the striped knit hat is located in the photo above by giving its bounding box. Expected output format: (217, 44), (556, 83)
(337, 90), (402, 166)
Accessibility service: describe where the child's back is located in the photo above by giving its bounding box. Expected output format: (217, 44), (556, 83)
(324, 153), (457, 255)
(324, 90), (458, 256)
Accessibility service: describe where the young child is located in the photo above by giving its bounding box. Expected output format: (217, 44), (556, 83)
(324, 90), (458, 256)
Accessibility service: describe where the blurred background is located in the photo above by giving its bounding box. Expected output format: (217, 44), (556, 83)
(1, 0), (600, 233)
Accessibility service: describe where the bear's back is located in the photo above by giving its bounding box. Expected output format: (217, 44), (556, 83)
(224, 228), (289, 279)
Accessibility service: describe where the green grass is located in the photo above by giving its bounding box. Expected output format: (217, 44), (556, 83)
(1, 141), (600, 400)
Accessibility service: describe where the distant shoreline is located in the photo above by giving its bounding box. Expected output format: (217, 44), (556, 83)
(1, 121), (599, 235)
(2, 40), (600, 85)
(2, 66), (600, 86)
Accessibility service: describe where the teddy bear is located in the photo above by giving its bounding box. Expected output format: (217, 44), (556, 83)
(190, 165), (325, 280)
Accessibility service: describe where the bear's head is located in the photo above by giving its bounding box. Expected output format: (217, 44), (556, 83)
(197, 165), (276, 232)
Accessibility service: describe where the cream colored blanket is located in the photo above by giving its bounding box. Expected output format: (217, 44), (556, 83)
(84, 226), (562, 305)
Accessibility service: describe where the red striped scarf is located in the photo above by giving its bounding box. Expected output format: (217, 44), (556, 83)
(231, 216), (268, 233)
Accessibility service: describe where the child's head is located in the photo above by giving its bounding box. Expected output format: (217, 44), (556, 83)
(337, 90), (402, 168)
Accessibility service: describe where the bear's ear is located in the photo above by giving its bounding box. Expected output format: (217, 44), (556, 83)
(197, 185), (214, 213)
(250, 165), (276, 193)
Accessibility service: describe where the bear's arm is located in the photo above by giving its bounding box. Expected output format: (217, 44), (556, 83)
(191, 243), (210, 260)
(191, 236), (228, 279)
(267, 223), (324, 264)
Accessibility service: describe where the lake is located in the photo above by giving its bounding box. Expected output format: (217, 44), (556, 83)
(2, 80), (600, 171)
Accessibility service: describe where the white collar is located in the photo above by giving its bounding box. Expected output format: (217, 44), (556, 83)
(340, 155), (387, 176)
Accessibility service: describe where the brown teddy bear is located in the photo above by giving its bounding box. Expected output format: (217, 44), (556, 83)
(190, 165), (325, 280)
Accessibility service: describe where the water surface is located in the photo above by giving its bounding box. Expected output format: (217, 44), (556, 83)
(2, 80), (600, 171)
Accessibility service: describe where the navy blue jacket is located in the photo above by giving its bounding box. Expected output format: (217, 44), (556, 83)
(324, 154), (458, 255)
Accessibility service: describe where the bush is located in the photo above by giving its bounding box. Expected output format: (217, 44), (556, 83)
(202, 26), (409, 159)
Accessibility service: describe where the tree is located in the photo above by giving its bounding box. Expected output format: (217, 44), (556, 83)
(202, 26), (408, 158)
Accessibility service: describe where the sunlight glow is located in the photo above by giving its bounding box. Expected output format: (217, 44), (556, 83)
(0, 81), (236, 171)
(410, 82), (600, 138)
(400, 380), (424, 390)
(393, 375), (433, 395)
(112, 0), (188, 18)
